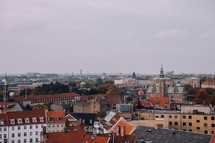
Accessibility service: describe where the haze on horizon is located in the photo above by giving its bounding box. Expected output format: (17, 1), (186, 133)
(0, 0), (215, 74)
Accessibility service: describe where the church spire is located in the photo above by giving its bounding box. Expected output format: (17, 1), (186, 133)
(160, 64), (164, 78)
(3, 74), (9, 102)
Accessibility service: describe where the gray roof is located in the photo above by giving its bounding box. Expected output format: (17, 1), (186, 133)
(133, 126), (211, 143)
(147, 86), (184, 94)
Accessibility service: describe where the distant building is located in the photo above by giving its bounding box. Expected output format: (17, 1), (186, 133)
(202, 80), (215, 89)
(146, 66), (185, 103)
(73, 100), (100, 114)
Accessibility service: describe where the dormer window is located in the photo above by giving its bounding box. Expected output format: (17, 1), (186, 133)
(48, 117), (54, 122)
(17, 118), (22, 124)
(25, 118), (30, 123)
(40, 117), (44, 122)
(57, 117), (62, 122)
(0, 120), (4, 125)
(10, 119), (15, 124)
(32, 117), (37, 123)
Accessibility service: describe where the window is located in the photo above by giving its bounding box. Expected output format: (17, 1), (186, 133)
(4, 127), (6, 131)
(0, 134), (2, 139)
(36, 138), (39, 142)
(197, 127), (200, 130)
(188, 116), (192, 119)
(0, 127), (1, 131)
(52, 124), (55, 127)
(24, 139), (27, 143)
(18, 140), (21, 143)
(30, 125), (32, 129)
(57, 124), (59, 127)
(24, 132), (27, 136)
(61, 124), (64, 127)
(32, 117), (37, 123)
(30, 138), (33, 143)
(36, 131), (38, 135)
(48, 117), (54, 122)
(30, 132), (32, 136)
(175, 122), (178, 126)
(204, 123), (208, 127)
(57, 117), (62, 122)
(12, 133), (15, 138)
(40, 117), (44, 122)
(211, 117), (215, 120)
(18, 133), (21, 137)
(183, 129), (186, 131)
(36, 125), (38, 128)
(174, 115), (178, 119)
(183, 122), (186, 126)
(205, 130), (208, 134)
(183, 115), (186, 119)
(204, 116), (207, 120)
(161, 115), (164, 118)
(25, 118), (30, 123)
(196, 120), (200, 123)
(4, 134), (6, 138)
(189, 123), (192, 126)
(212, 124), (215, 127)
(155, 115), (159, 118)
(12, 140), (15, 143)
(17, 118), (22, 124)
(189, 130), (192, 132)
(169, 122), (172, 126)
(24, 126), (27, 129)
(12, 126), (14, 130)
(10, 119), (15, 124)
(169, 115), (172, 118)
(18, 126), (21, 130)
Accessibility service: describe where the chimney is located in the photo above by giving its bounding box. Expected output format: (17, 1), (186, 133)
(121, 126), (125, 136)
(116, 126), (120, 136)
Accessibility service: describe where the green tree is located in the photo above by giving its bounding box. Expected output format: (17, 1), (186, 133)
(96, 78), (103, 86)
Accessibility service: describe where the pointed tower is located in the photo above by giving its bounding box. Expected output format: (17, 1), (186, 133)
(160, 65), (164, 78)
(3, 75), (10, 102)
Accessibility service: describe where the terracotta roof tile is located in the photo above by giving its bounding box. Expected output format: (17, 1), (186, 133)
(47, 111), (65, 124)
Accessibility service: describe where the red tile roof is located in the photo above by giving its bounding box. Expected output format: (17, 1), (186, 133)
(47, 111), (65, 124)
(12, 93), (79, 102)
(109, 114), (121, 125)
(210, 130), (215, 143)
(81, 94), (106, 102)
(106, 96), (122, 105)
(0, 113), (8, 126)
(112, 119), (135, 135)
(0, 102), (18, 109)
(98, 133), (136, 143)
(202, 80), (215, 85)
(148, 97), (171, 108)
(6, 110), (45, 126)
(44, 129), (87, 143)
(91, 136), (109, 143)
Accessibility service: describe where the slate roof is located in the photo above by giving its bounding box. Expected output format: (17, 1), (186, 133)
(133, 126), (212, 143)
(70, 113), (96, 125)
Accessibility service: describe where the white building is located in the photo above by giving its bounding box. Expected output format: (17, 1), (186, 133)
(0, 110), (65, 143)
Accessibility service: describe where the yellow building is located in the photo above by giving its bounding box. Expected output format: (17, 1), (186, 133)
(120, 110), (215, 135)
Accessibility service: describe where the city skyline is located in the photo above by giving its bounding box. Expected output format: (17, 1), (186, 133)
(0, 0), (215, 74)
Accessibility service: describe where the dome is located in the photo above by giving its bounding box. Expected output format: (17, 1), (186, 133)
(80, 82), (86, 85)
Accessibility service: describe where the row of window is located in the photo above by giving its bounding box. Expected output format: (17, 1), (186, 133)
(32, 96), (75, 103)
(156, 114), (215, 121)
(10, 117), (44, 124)
(11, 131), (40, 138)
(11, 124), (43, 130)
(48, 124), (64, 128)
(11, 138), (38, 143)
(169, 121), (215, 128)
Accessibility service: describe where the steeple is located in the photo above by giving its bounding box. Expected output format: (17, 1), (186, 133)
(160, 64), (164, 78)
(3, 74), (10, 102)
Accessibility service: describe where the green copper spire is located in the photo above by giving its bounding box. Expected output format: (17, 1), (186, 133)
(160, 65), (164, 78)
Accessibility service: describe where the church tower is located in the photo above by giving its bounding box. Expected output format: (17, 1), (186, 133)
(3, 75), (10, 102)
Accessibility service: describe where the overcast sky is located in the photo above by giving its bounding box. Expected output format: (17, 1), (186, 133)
(0, 0), (215, 74)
